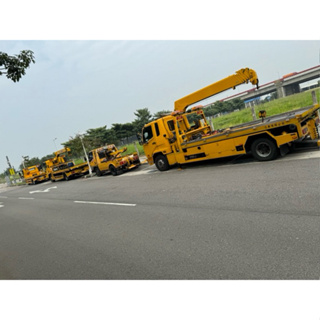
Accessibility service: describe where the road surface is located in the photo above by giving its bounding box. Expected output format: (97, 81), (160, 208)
(0, 149), (319, 279)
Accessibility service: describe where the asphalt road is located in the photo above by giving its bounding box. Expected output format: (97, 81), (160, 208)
(0, 149), (319, 279)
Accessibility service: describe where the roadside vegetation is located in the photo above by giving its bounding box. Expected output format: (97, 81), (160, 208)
(210, 88), (320, 130)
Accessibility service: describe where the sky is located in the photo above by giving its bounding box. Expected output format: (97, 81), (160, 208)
(1, 40), (320, 172)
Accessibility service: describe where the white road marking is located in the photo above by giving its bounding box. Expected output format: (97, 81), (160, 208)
(0, 196), (8, 199)
(29, 186), (57, 194)
(18, 197), (34, 200)
(74, 200), (136, 207)
(0, 202), (3, 208)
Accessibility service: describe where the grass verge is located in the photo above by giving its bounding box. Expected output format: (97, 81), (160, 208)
(211, 88), (320, 130)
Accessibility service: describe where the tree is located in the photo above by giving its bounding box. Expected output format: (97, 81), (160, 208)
(152, 110), (171, 120)
(19, 156), (41, 170)
(111, 123), (127, 141)
(231, 98), (245, 110)
(62, 135), (85, 158)
(86, 126), (110, 148)
(132, 108), (152, 133)
(0, 50), (35, 82)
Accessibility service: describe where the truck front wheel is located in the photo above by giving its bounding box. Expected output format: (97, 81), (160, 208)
(155, 154), (169, 171)
(251, 138), (278, 161)
(95, 167), (102, 177)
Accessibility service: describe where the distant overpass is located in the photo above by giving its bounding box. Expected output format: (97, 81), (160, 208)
(221, 65), (320, 106)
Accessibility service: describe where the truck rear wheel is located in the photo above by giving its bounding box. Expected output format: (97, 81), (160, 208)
(155, 154), (169, 171)
(251, 138), (278, 161)
(109, 165), (118, 176)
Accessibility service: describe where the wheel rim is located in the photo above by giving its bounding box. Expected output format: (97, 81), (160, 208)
(256, 142), (271, 157)
(157, 159), (165, 169)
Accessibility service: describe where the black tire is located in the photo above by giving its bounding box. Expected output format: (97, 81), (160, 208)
(109, 165), (117, 176)
(95, 167), (102, 177)
(155, 154), (169, 171)
(251, 138), (278, 161)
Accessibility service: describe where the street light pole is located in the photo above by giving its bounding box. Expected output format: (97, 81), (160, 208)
(21, 156), (27, 168)
(79, 134), (92, 177)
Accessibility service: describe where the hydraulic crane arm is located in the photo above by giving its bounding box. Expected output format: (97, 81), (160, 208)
(174, 68), (259, 112)
(54, 147), (71, 157)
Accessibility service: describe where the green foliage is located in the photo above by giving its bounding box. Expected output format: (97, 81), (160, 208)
(18, 154), (55, 170)
(211, 88), (320, 129)
(86, 126), (111, 148)
(111, 123), (135, 141)
(204, 98), (245, 117)
(0, 50), (35, 82)
(132, 108), (152, 133)
(62, 135), (84, 158)
(62, 126), (118, 158)
(152, 110), (171, 120)
(19, 156), (41, 170)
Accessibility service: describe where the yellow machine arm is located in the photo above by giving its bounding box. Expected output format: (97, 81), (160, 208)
(54, 147), (71, 157)
(174, 68), (259, 112)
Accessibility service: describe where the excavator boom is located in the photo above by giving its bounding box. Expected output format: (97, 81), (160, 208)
(174, 68), (259, 112)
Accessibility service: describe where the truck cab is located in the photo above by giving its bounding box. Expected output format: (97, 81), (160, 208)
(142, 106), (213, 170)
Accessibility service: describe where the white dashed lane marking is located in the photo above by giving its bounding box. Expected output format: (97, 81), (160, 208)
(74, 200), (136, 207)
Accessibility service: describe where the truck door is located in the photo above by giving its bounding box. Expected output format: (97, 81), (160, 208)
(142, 123), (157, 159)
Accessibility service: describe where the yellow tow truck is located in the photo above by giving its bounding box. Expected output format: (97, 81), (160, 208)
(22, 165), (48, 185)
(139, 68), (320, 171)
(88, 144), (140, 176)
(44, 147), (89, 181)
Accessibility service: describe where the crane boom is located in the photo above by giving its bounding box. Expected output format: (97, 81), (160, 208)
(174, 68), (259, 112)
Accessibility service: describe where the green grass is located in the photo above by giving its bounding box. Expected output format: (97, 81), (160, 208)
(120, 142), (145, 156)
(211, 88), (320, 130)
(74, 158), (86, 165)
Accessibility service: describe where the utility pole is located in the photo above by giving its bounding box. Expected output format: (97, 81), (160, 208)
(79, 134), (92, 177)
(22, 156), (29, 168)
(6, 156), (16, 185)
